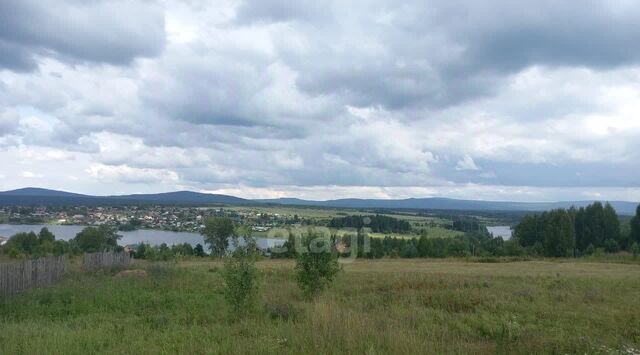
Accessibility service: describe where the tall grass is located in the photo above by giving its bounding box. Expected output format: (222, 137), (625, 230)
(0, 259), (639, 354)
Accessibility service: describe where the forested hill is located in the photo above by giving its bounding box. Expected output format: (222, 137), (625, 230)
(0, 188), (250, 206)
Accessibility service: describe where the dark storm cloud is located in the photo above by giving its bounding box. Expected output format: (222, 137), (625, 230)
(0, 0), (166, 71)
(235, 0), (640, 110)
(0, 39), (38, 72)
(452, 1), (640, 74)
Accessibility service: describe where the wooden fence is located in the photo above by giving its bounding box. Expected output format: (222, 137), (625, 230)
(0, 256), (66, 298)
(83, 251), (132, 271)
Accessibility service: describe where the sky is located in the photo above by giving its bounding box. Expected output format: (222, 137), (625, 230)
(1, 0), (640, 202)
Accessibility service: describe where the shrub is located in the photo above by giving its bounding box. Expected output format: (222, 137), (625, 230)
(295, 232), (341, 299)
(264, 301), (297, 321)
(222, 236), (259, 317)
(604, 238), (620, 253)
(584, 244), (595, 256)
(631, 242), (639, 259)
(400, 243), (419, 258)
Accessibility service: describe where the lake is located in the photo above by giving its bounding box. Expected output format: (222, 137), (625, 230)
(0, 224), (285, 250)
(487, 226), (513, 240)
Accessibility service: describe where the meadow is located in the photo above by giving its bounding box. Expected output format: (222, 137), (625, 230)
(1, 258), (639, 354)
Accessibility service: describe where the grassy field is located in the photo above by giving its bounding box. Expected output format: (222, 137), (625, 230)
(366, 226), (464, 239)
(1, 258), (639, 354)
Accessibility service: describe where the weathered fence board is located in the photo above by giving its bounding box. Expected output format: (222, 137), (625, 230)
(83, 251), (132, 271)
(0, 256), (66, 298)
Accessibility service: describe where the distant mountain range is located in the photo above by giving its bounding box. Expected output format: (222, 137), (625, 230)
(257, 197), (639, 215)
(0, 188), (249, 206)
(0, 187), (638, 215)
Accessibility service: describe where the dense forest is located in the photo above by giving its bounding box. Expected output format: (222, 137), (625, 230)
(514, 202), (639, 257)
(449, 216), (488, 233)
(328, 214), (411, 233)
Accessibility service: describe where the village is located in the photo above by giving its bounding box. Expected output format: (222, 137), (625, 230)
(0, 205), (299, 233)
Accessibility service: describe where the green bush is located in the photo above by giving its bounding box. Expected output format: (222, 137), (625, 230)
(631, 242), (639, 259)
(604, 238), (620, 253)
(222, 235), (259, 317)
(400, 243), (419, 258)
(295, 232), (341, 299)
(585, 244), (595, 256)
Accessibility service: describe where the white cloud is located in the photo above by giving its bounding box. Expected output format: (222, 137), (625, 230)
(22, 171), (43, 179)
(86, 164), (179, 185)
(456, 155), (480, 171)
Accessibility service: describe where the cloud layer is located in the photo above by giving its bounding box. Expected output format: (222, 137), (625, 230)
(0, 0), (639, 201)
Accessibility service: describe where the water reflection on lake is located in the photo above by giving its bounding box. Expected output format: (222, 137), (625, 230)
(487, 226), (513, 240)
(0, 224), (285, 250)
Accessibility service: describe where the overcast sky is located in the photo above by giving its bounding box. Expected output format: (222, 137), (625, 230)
(1, 0), (639, 201)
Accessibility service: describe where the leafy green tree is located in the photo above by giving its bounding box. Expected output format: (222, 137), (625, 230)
(135, 243), (148, 259)
(202, 217), (235, 256)
(543, 209), (576, 257)
(513, 214), (545, 247)
(295, 232), (341, 299)
(584, 244), (595, 256)
(171, 243), (194, 256)
(158, 243), (172, 261)
(504, 238), (525, 256)
(603, 203), (621, 244)
(447, 237), (470, 257)
(582, 202), (605, 250)
(603, 238), (619, 253)
(400, 242), (419, 258)
(369, 237), (385, 258)
(72, 225), (120, 253)
(417, 235), (429, 257)
(194, 243), (206, 257)
(4, 232), (39, 255)
(222, 232), (259, 317)
(53, 240), (69, 256)
(631, 242), (639, 259)
(38, 227), (55, 244)
(631, 205), (640, 244)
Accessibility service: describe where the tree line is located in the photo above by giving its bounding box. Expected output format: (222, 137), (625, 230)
(328, 214), (411, 233)
(271, 229), (525, 259)
(514, 202), (640, 257)
(0, 225), (122, 258)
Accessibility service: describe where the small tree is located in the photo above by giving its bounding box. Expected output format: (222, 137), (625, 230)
(631, 242), (640, 259)
(222, 228), (259, 317)
(295, 232), (341, 299)
(4, 232), (39, 255)
(604, 238), (620, 253)
(543, 209), (575, 257)
(38, 227), (55, 244)
(417, 234), (429, 257)
(194, 243), (206, 257)
(72, 225), (121, 253)
(202, 217), (235, 257)
(400, 242), (419, 258)
(631, 205), (640, 244)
